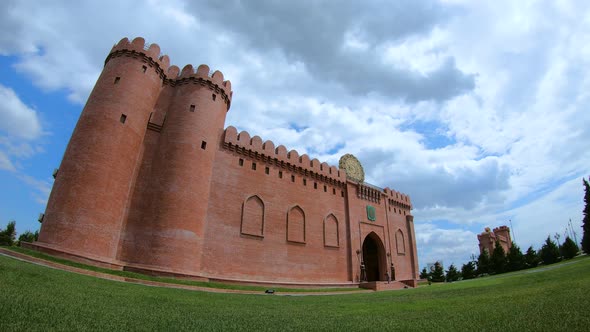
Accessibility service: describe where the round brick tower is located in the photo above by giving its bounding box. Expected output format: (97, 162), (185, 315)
(38, 37), (169, 264)
(144, 64), (232, 274)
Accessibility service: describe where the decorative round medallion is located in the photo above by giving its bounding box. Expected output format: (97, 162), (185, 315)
(339, 154), (365, 182)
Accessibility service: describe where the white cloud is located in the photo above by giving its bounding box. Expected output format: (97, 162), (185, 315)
(0, 84), (42, 140)
(18, 174), (52, 205)
(0, 150), (15, 171)
(415, 222), (479, 268)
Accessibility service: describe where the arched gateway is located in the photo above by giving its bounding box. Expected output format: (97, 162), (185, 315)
(362, 232), (387, 282)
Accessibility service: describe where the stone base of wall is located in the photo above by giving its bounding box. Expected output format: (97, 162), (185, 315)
(19, 242), (360, 289)
(359, 280), (416, 291)
(24, 241), (125, 271)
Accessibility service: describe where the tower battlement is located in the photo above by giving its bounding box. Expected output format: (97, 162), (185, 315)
(223, 126), (346, 183)
(106, 37), (233, 109)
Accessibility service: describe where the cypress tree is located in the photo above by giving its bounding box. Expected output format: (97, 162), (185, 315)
(419, 267), (430, 279)
(0, 220), (17, 246)
(461, 261), (476, 280)
(540, 236), (560, 265)
(582, 178), (590, 253)
(491, 240), (507, 274)
(477, 248), (491, 275)
(445, 264), (460, 282)
(506, 242), (525, 272)
(430, 261), (445, 282)
(561, 236), (579, 259)
(524, 246), (539, 268)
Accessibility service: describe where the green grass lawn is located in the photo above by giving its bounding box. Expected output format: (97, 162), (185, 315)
(1, 253), (589, 331)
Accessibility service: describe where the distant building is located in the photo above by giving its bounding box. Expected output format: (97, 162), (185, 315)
(477, 226), (512, 255)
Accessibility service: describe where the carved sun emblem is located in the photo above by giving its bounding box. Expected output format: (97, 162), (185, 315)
(339, 154), (365, 183)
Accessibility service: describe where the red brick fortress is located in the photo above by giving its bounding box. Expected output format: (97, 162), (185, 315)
(35, 37), (419, 287)
(477, 226), (512, 255)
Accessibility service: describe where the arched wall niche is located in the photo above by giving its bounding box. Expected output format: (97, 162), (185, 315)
(396, 229), (406, 255)
(241, 195), (265, 238)
(287, 205), (305, 244)
(323, 213), (339, 247)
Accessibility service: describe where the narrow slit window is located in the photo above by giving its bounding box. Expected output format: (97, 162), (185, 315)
(279, 171), (283, 178)
(114, 77), (120, 84)
(333, 188), (336, 195)
(212, 94), (216, 101)
(190, 105), (195, 112)
(142, 65), (147, 73)
(265, 166), (269, 175)
(291, 175), (295, 182)
(324, 185), (327, 192)
(252, 162), (257, 170)
(239, 158), (244, 166)
(341, 191), (344, 197)
(201, 141), (207, 150)
(303, 179), (307, 186)
(314, 183), (317, 189)
(120, 114), (127, 124)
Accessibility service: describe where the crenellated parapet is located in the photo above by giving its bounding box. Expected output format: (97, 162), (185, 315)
(223, 126), (346, 186)
(105, 37), (233, 110)
(384, 188), (412, 210)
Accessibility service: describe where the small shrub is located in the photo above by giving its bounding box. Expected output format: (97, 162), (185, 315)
(0, 221), (17, 246)
(18, 230), (39, 246)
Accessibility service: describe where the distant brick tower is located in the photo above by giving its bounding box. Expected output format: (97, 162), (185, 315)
(477, 225), (512, 255)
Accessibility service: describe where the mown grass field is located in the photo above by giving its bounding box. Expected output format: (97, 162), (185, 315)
(1, 252), (589, 331)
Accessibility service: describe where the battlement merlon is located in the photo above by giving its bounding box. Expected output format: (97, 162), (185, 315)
(223, 126), (346, 183)
(383, 187), (412, 209)
(222, 126), (414, 205)
(106, 37), (233, 110)
(493, 226), (510, 233)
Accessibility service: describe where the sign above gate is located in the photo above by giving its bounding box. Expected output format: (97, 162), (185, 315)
(366, 205), (376, 221)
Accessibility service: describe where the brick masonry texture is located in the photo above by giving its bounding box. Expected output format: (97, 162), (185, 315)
(35, 37), (419, 286)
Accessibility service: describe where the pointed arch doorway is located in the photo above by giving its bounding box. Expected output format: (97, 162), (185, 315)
(362, 232), (387, 282)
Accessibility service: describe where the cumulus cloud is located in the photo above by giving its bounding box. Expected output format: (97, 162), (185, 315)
(18, 174), (52, 205)
(0, 84), (42, 140)
(189, 0), (475, 102)
(415, 222), (479, 267)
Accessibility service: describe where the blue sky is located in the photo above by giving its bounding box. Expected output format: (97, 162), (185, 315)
(0, 0), (588, 269)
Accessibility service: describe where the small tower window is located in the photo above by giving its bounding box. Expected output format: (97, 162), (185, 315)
(265, 166), (270, 175)
(333, 188), (336, 195)
(341, 191), (344, 197)
(303, 179), (307, 186)
(142, 65), (147, 73)
(201, 141), (207, 150)
(114, 77), (120, 84)
(279, 171), (283, 178)
(120, 114), (127, 124)
(212, 94), (217, 101)
(239, 158), (244, 166)
(324, 185), (327, 192)
(314, 183), (317, 189)
(190, 105), (195, 112)
(252, 162), (257, 170)
(291, 175), (295, 182)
